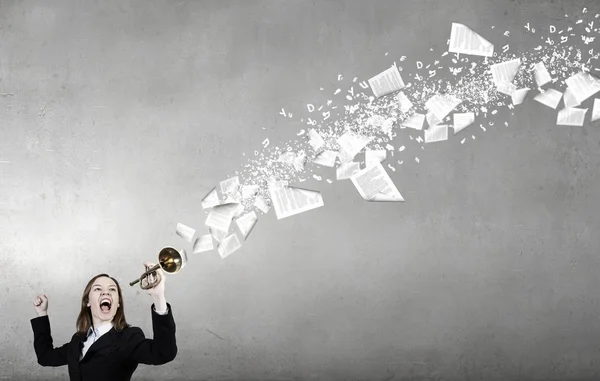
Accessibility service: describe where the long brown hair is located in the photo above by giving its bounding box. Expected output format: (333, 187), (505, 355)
(76, 273), (129, 335)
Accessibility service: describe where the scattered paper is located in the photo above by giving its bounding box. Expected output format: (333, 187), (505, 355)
(402, 113), (425, 130)
(235, 211), (258, 240)
(424, 125), (449, 143)
(425, 94), (462, 122)
(210, 228), (228, 243)
(368, 66), (406, 98)
(205, 202), (239, 232)
(592, 99), (600, 122)
(565, 72), (600, 104)
(217, 233), (242, 259)
(453, 113), (475, 134)
(337, 131), (373, 163)
(307, 129), (325, 151)
(448, 23), (494, 57)
(350, 162), (405, 202)
(490, 58), (521, 92)
(534, 62), (552, 87)
(175, 223), (195, 242)
(268, 185), (324, 219)
(563, 87), (580, 108)
(396, 92), (413, 113)
(220, 176), (240, 196)
(254, 196), (270, 214)
(511, 88), (530, 105)
(496, 82), (517, 96)
(241, 185), (259, 199)
(557, 108), (587, 126)
(365, 150), (387, 168)
(426, 112), (442, 127)
(201, 187), (220, 209)
(193, 234), (213, 253)
(336, 162), (361, 180)
(534, 88), (563, 109)
(313, 150), (337, 167)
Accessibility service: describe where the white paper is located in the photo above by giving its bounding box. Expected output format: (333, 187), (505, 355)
(220, 176), (240, 196)
(337, 131), (373, 163)
(201, 187), (220, 209)
(365, 150), (386, 168)
(253, 196), (270, 213)
(210, 227), (228, 243)
(557, 108), (587, 126)
(592, 99), (600, 122)
(336, 162), (361, 180)
(307, 129), (325, 151)
(402, 113), (425, 130)
(534, 62), (552, 87)
(224, 191), (242, 204)
(268, 185), (324, 219)
(448, 23), (494, 57)
(175, 223), (195, 242)
(453, 113), (475, 134)
(293, 151), (307, 172)
(205, 202), (239, 232)
(396, 92), (413, 113)
(425, 94), (462, 122)
(217, 233), (242, 259)
(534, 88), (563, 109)
(424, 125), (449, 143)
(235, 211), (258, 240)
(496, 82), (517, 96)
(490, 58), (521, 90)
(563, 87), (580, 108)
(241, 185), (259, 199)
(511, 88), (530, 105)
(368, 66), (406, 98)
(426, 112), (442, 128)
(313, 150), (337, 167)
(565, 72), (600, 104)
(350, 162), (404, 202)
(193, 234), (213, 253)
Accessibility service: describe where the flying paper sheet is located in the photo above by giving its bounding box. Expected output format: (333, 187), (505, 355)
(193, 234), (213, 253)
(241, 184), (259, 199)
(511, 88), (530, 105)
(424, 125), (449, 143)
(557, 108), (588, 126)
(201, 187), (220, 209)
(220, 176), (240, 196)
(563, 87), (580, 108)
(448, 23), (494, 57)
(365, 150), (387, 168)
(268, 185), (324, 219)
(336, 162), (361, 180)
(307, 129), (325, 151)
(235, 211), (258, 240)
(337, 131), (373, 163)
(396, 92), (413, 113)
(425, 94), (462, 122)
(490, 58), (521, 92)
(592, 99), (600, 122)
(176, 223), (195, 242)
(534, 88), (563, 109)
(496, 82), (517, 96)
(368, 66), (406, 98)
(210, 227), (228, 243)
(402, 113), (425, 130)
(313, 150), (337, 167)
(217, 233), (241, 259)
(426, 112), (442, 128)
(534, 62), (552, 87)
(453, 113), (475, 134)
(254, 196), (270, 214)
(350, 162), (404, 202)
(205, 202), (239, 232)
(564, 72), (600, 104)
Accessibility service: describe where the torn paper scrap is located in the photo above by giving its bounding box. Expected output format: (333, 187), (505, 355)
(268, 185), (324, 220)
(313, 150), (337, 167)
(396, 92), (413, 113)
(210, 228), (228, 243)
(557, 108), (587, 126)
(217, 233), (241, 259)
(368, 66), (406, 98)
(448, 23), (494, 57)
(235, 211), (258, 240)
(337, 131), (373, 163)
(336, 162), (361, 180)
(426, 112), (442, 128)
(201, 187), (220, 209)
(453, 113), (475, 134)
(425, 94), (462, 122)
(365, 150), (387, 168)
(592, 99), (600, 122)
(241, 184), (259, 199)
(193, 234), (213, 253)
(563, 87), (580, 108)
(254, 196), (270, 214)
(534, 88), (563, 109)
(402, 113), (425, 130)
(176, 223), (195, 243)
(224, 191), (242, 204)
(205, 202), (239, 232)
(565, 72), (600, 104)
(534, 62), (552, 87)
(367, 115), (395, 135)
(350, 162), (405, 202)
(496, 82), (517, 96)
(307, 129), (325, 151)
(424, 125), (449, 143)
(511, 88), (530, 105)
(220, 176), (240, 196)
(490, 58), (521, 88)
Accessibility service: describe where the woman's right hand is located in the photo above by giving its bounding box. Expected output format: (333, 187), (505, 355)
(33, 294), (48, 316)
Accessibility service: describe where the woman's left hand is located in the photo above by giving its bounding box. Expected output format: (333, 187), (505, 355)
(142, 262), (166, 298)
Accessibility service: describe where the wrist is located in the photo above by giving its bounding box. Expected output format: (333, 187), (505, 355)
(37, 311), (48, 317)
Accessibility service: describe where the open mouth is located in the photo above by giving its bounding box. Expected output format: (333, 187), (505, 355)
(99, 298), (112, 314)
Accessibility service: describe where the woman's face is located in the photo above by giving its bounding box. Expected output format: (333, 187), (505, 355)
(87, 276), (120, 325)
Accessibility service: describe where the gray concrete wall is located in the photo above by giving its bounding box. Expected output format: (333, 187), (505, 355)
(2, 0), (600, 380)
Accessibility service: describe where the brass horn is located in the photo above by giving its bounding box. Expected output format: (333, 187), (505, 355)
(129, 247), (187, 290)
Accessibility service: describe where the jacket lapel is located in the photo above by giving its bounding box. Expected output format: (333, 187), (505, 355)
(80, 327), (118, 362)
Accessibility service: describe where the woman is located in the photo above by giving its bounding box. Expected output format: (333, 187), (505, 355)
(30, 262), (177, 381)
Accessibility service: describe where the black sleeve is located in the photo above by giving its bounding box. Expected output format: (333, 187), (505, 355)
(30, 316), (69, 367)
(122, 303), (177, 365)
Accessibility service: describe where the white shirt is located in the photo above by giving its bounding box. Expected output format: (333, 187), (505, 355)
(80, 305), (168, 361)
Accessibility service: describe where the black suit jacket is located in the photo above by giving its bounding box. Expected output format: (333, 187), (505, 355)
(30, 303), (177, 381)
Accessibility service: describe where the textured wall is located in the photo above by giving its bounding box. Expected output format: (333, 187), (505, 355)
(2, 0), (600, 380)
